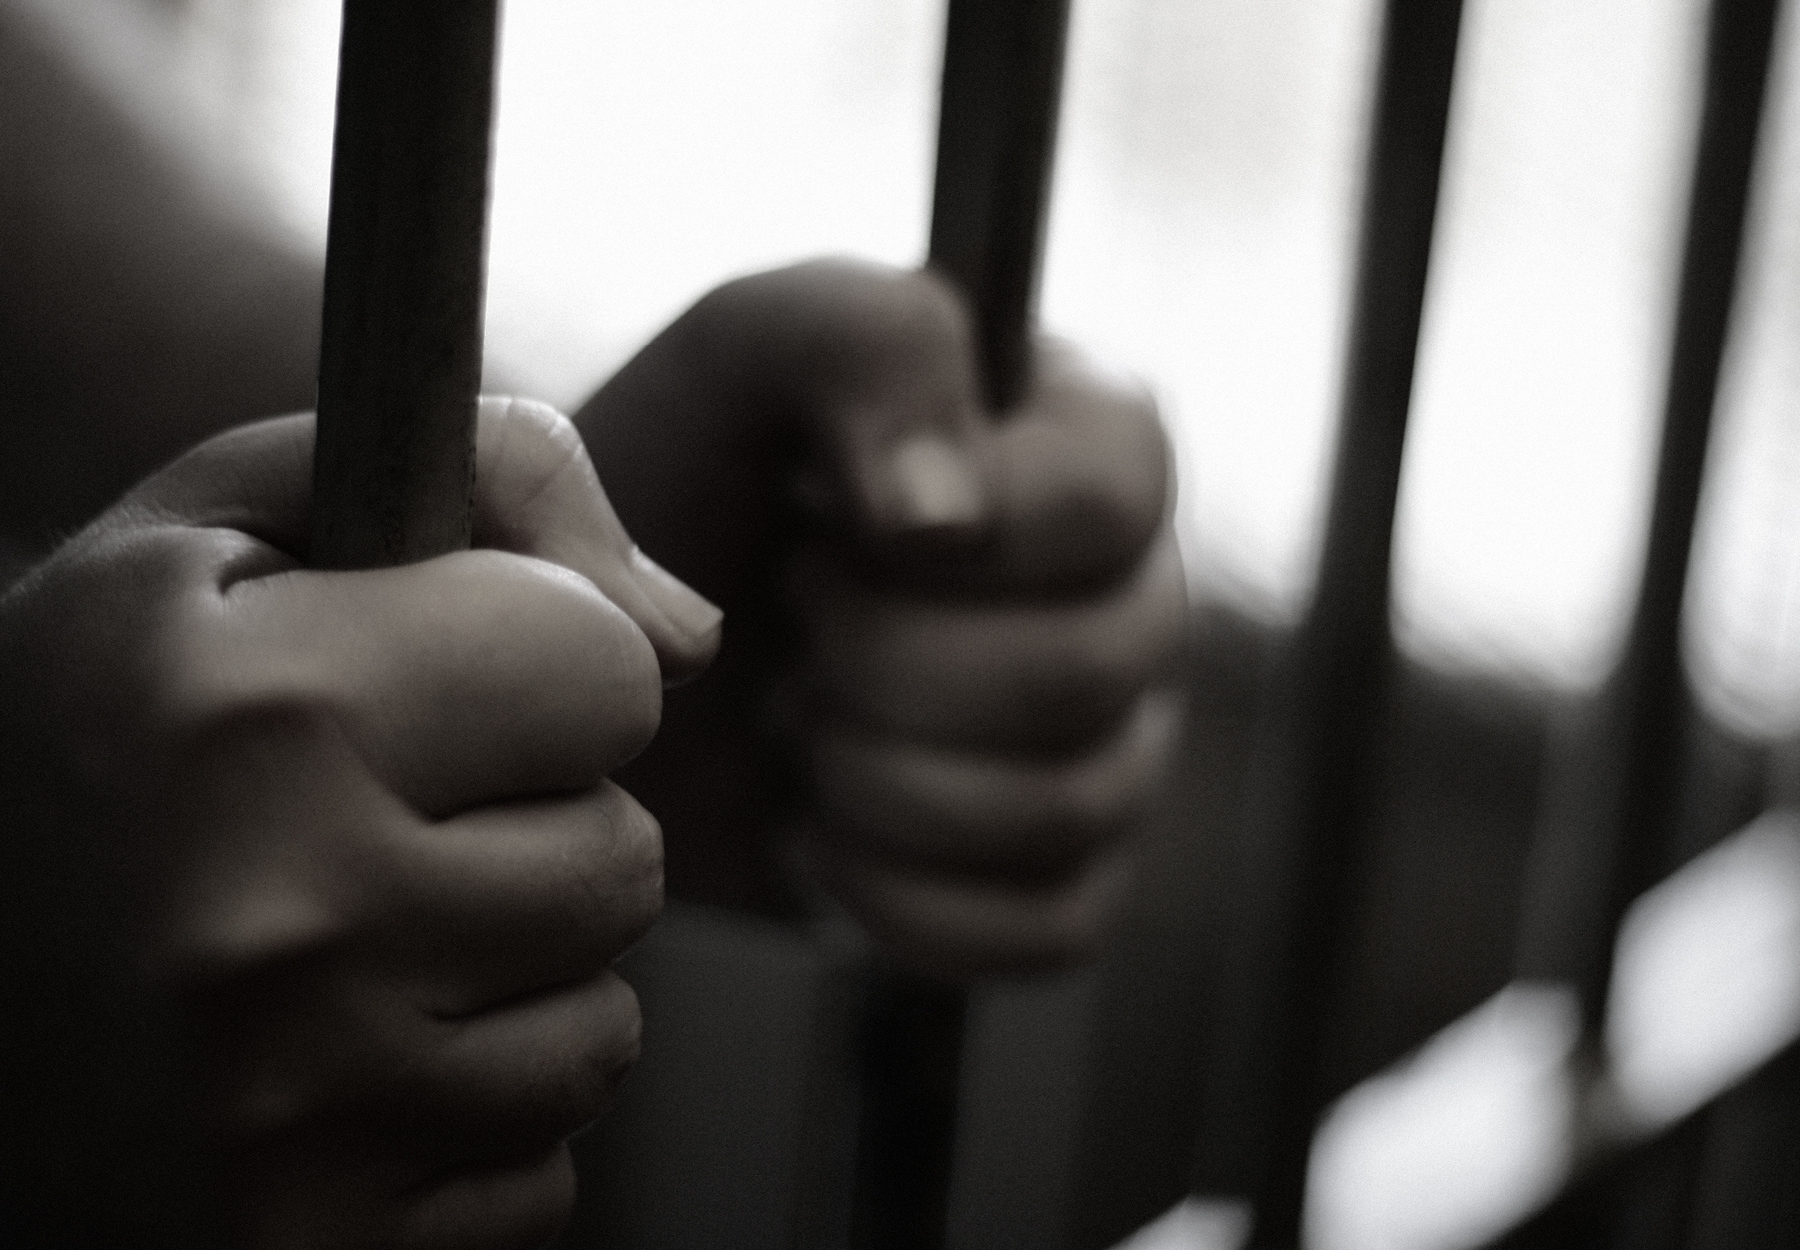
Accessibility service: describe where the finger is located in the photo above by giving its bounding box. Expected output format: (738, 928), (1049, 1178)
(140, 694), (409, 990)
(374, 782), (662, 1017)
(576, 260), (997, 612)
(227, 971), (639, 1165)
(181, 546), (663, 816)
(692, 260), (993, 545)
(811, 688), (1182, 877)
(798, 528), (1188, 753)
(806, 837), (1139, 978)
(118, 411), (316, 557)
(128, 402), (722, 687)
(398, 1145), (578, 1250)
(695, 269), (1165, 580)
(228, 1096), (578, 1250)
(978, 341), (1172, 591)
(205, 965), (639, 1161)
(382, 970), (642, 1164)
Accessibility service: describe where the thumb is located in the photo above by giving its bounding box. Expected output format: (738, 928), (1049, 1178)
(574, 259), (998, 610)
(795, 264), (994, 549)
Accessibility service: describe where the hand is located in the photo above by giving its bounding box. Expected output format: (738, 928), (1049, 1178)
(577, 260), (1186, 977)
(0, 399), (718, 1247)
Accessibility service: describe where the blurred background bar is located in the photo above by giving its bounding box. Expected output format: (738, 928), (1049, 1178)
(1190, 1), (1468, 1244)
(849, 975), (970, 1250)
(1502, 5), (1782, 1244)
(1564, 0), (1779, 1049)
(849, 5), (1072, 1247)
(926, 0), (1070, 411)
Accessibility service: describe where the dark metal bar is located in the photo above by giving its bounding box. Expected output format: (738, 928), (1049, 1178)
(1490, 6), (1777, 1245)
(310, 0), (500, 568)
(846, 5), (1072, 1247)
(1213, 2), (1466, 1245)
(1684, 1031), (1800, 1250)
(1564, 0), (1778, 1044)
(848, 975), (970, 1250)
(927, 0), (1071, 412)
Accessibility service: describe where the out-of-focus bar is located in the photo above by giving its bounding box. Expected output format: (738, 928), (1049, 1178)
(1502, 0), (1776, 1243)
(848, 4), (1071, 1248)
(1203, 2), (1467, 1245)
(927, 0), (1071, 412)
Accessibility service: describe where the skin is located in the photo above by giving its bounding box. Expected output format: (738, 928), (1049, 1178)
(2, 399), (718, 1246)
(579, 261), (1188, 975)
(1, 5), (1188, 1244)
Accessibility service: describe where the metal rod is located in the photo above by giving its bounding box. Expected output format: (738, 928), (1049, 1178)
(847, 4), (1071, 1247)
(927, 0), (1071, 412)
(1494, 7), (1779, 1243)
(1568, 0), (1778, 1044)
(848, 975), (970, 1250)
(310, 0), (500, 569)
(1214, 2), (1466, 1244)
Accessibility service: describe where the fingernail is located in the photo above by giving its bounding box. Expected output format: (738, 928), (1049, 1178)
(630, 548), (724, 645)
(887, 434), (984, 530)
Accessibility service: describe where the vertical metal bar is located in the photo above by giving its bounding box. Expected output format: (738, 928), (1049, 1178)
(927, 0), (1071, 412)
(849, 4), (1070, 1247)
(1684, 1032), (1800, 1250)
(1508, 12), (1780, 1243)
(1565, 0), (1778, 1051)
(849, 975), (971, 1250)
(310, 0), (500, 568)
(1218, 2), (1466, 1245)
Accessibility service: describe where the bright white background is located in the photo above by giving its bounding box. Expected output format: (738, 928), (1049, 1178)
(24, 0), (1800, 733)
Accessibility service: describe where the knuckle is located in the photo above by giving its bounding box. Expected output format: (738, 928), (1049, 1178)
(713, 258), (973, 374)
(573, 974), (643, 1110)
(1017, 354), (1173, 578)
(1048, 758), (1137, 846)
(212, 1063), (322, 1147)
(111, 535), (260, 726)
(1069, 538), (1187, 690)
(585, 785), (665, 957)
(482, 393), (584, 465)
(494, 554), (664, 769)
(138, 698), (368, 989)
(1032, 858), (1132, 968)
(582, 626), (663, 768)
(148, 864), (345, 992)
(876, 265), (972, 354)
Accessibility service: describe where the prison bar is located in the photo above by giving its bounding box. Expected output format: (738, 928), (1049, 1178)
(1494, 0), (1781, 1241)
(1183, 1), (1467, 1245)
(848, 4), (1073, 1247)
(926, 0), (1071, 412)
(1561, 0), (1779, 1050)
(310, 0), (499, 568)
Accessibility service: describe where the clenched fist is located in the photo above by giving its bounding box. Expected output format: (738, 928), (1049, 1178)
(0, 399), (718, 1247)
(579, 260), (1187, 977)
